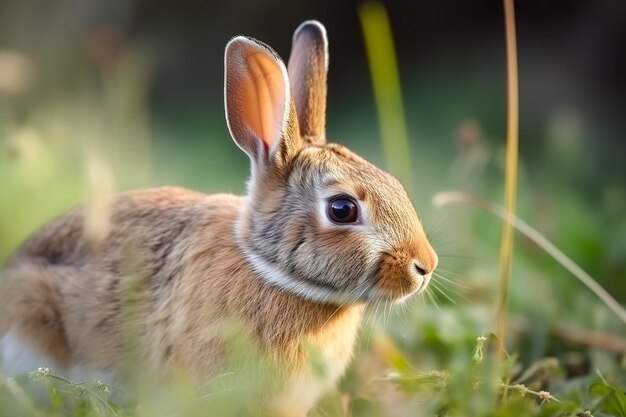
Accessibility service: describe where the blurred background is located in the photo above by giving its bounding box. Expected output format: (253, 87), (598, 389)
(0, 0), (625, 412)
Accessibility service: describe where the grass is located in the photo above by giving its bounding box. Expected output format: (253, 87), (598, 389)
(1, 1), (626, 416)
(496, 0), (519, 363)
(358, 2), (413, 191)
(356, 2), (624, 416)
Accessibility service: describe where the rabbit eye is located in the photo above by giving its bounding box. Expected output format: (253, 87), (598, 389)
(327, 196), (359, 224)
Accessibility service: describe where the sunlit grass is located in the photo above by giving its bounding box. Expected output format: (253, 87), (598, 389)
(357, 1), (624, 416)
(497, 0), (520, 363)
(434, 190), (626, 325)
(358, 1), (413, 191)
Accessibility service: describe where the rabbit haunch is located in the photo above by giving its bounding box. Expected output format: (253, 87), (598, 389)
(0, 20), (437, 417)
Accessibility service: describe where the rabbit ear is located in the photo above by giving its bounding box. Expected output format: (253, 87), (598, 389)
(287, 20), (328, 145)
(225, 36), (302, 169)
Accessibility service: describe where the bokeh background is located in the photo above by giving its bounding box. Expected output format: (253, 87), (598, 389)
(1, 0), (625, 414)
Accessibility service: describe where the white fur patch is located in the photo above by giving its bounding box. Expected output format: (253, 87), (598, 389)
(0, 332), (117, 385)
(244, 251), (372, 304)
(0, 331), (59, 376)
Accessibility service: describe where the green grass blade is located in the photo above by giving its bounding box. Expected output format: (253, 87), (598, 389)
(358, 2), (413, 192)
(434, 191), (626, 325)
(497, 0), (520, 362)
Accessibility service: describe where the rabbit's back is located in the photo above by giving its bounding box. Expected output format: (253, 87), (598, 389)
(0, 187), (244, 375)
(11, 187), (210, 268)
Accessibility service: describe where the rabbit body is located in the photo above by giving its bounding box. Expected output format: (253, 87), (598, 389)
(0, 20), (438, 416)
(1, 187), (362, 415)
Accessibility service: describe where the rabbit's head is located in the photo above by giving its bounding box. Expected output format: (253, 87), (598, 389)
(225, 21), (437, 304)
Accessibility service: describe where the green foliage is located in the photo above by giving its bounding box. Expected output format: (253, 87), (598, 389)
(2, 334), (625, 417)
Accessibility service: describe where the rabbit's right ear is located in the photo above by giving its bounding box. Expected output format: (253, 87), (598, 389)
(225, 36), (302, 170)
(288, 21), (328, 145)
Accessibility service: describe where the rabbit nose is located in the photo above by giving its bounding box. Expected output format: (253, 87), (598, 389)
(413, 261), (427, 276)
(411, 243), (438, 277)
(412, 255), (436, 276)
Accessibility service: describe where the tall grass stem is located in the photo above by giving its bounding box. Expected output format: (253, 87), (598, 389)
(497, 0), (519, 362)
(358, 2), (413, 192)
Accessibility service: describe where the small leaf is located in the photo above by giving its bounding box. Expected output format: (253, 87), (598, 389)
(512, 357), (560, 385)
(385, 370), (449, 392)
(589, 381), (612, 396)
(589, 380), (626, 416)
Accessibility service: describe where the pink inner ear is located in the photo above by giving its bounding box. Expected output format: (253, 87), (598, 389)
(241, 51), (286, 151)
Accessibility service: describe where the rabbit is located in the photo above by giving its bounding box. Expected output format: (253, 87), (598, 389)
(0, 20), (438, 416)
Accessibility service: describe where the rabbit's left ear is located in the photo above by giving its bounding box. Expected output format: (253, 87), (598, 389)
(288, 20), (328, 145)
(225, 36), (302, 170)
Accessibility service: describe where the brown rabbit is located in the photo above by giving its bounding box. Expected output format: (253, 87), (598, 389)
(0, 21), (438, 416)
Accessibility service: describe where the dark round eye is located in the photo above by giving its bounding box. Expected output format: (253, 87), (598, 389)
(327, 197), (359, 224)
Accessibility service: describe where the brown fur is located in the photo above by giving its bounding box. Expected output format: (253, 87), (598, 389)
(1, 188), (365, 414)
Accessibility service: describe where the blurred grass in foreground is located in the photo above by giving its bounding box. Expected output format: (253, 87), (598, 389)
(1, 1), (626, 416)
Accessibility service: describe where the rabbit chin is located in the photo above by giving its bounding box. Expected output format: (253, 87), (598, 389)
(367, 272), (432, 303)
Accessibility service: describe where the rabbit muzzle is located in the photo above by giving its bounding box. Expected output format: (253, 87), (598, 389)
(370, 245), (437, 302)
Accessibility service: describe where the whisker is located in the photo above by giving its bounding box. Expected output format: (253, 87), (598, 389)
(435, 254), (479, 261)
(433, 276), (468, 288)
(430, 281), (459, 305)
(385, 300), (392, 326)
(435, 265), (471, 276)
(435, 266), (470, 275)
(321, 279), (371, 329)
(418, 291), (426, 306)
(361, 298), (379, 352)
(433, 281), (469, 302)
(367, 299), (383, 347)
(425, 287), (440, 310)
(399, 293), (410, 324)
(424, 216), (462, 242)
(430, 240), (460, 250)
(382, 300), (389, 327)
(433, 272), (470, 289)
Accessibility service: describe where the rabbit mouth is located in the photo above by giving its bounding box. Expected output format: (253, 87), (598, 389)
(368, 252), (431, 302)
(415, 270), (432, 293)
